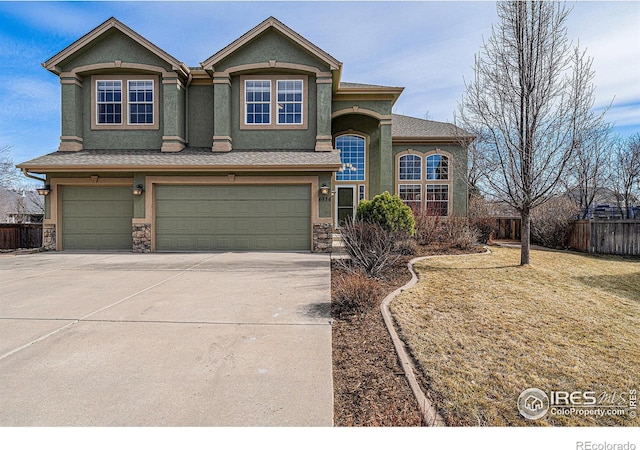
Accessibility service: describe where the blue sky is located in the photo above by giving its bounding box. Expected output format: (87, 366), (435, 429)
(1, 0), (638, 167)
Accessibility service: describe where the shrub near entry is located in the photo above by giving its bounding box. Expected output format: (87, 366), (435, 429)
(356, 191), (415, 236)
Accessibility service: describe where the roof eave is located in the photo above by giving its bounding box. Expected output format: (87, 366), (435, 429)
(392, 135), (475, 145)
(17, 164), (343, 173)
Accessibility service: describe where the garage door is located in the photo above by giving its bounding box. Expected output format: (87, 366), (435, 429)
(61, 186), (133, 251)
(155, 185), (311, 251)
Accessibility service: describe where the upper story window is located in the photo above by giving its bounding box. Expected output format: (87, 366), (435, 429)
(97, 81), (122, 124)
(399, 154), (422, 180)
(240, 75), (307, 130)
(277, 80), (303, 124)
(245, 80), (271, 124)
(336, 134), (366, 182)
(92, 75), (159, 130)
(128, 80), (154, 124)
(426, 154), (449, 180)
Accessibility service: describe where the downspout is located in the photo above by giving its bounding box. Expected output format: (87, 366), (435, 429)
(21, 168), (46, 184)
(185, 72), (193, 145)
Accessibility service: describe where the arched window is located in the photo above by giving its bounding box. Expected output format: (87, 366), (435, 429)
(399, 154), (422, 180)
(426, 154), (449, 180)
(335, 135), (366, 181)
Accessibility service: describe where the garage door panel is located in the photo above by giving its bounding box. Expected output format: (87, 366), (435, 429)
(62, 187), (133, 251)
(155, 185), (311, 251)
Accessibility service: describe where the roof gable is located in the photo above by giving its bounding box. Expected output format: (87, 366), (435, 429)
(43, 17), (188, 76)
(200, 17), (341, 72)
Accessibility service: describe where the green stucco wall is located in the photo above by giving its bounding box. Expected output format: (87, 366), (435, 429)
(214, 29), (331, 73)
(60, 30), (173, 73)
(392, 144), (469, 216)
(229, 75), (318, 150)
(188, 85), (214, 147)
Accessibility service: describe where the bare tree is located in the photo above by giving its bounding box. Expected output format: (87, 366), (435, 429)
(457, 1), (602, 265)
(565, 122), (613, 219)
(0, 146), (20, 189)
(610, 133), (640, 219)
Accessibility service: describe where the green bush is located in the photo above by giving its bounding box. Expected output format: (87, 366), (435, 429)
(356, 191), (415, 236)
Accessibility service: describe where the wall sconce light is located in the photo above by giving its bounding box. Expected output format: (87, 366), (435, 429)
(320, 184), (330, 196)
(36, 185), (51, 196)
(131, 185), (144, 196)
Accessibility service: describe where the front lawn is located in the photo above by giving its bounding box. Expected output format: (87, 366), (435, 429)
(390, 246), (640, 426)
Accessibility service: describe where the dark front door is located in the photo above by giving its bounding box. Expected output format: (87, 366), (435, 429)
(336, 186), (355, 227)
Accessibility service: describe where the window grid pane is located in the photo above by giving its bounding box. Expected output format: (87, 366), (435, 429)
(97, 81), (122, 124)
(277, 80), (303, 124)
(399, 184), (422, 212)
(336, 135), (366, 181)
(128, 80), (153, 124)
(426, 154), (449, 180)
(399, 154), (422, 180)
(425, 185), (449, 216)
(246, 80), (271, 124)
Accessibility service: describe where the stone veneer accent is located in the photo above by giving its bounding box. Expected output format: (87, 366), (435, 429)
(312, 223), (333, 253)
(42, 223), (56, 250)
(132, 223), (151, 253)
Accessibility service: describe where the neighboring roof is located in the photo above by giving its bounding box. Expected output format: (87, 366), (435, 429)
(0, 188), (44, 217)
(17, 149), (342, 172)
(392, 114), (474, 143)
(200, 16), (342, 72)
(42, 17), (189, 77)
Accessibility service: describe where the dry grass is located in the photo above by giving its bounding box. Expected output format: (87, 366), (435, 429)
(390, 246), (640, 426)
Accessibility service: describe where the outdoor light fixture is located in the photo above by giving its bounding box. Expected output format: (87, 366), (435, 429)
(320, 184), (330, 196)
(131, 185), (144, 196)
(36, 186), (51, 196)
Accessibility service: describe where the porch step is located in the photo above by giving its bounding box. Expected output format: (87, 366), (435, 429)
(331, 232), (349, 260)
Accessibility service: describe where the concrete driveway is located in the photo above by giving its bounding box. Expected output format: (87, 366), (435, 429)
(0, 252), (333, 426)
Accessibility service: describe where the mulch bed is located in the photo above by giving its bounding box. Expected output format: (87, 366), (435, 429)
(331, 244), (485, 427)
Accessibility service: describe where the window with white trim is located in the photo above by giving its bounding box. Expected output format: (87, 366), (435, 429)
(245, 80), (271, 124)
(277, 80), (303, 124)
(97, 80), (122, 124)
(399, 184), (422, 212)
(425, 185), (449, 216)
(128, 80), (154, 124)
(396, 152), (452, 216)
(426, 154), (449, 180)
(336, 135), (366, 182)
(399, 154), (422, 181)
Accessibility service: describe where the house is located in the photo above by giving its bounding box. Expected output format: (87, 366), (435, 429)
(17, 17), (471, 253)
(0, 188), (44, 224)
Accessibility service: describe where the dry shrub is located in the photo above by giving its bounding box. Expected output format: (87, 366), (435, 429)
(413, 207), (445, 245)
(333, 271), (381, 316)
(394, 236), (418, 255)
(442, 216), (480, 250)
(468, 194), (498, 244)
(338, 219), (400, 278)
(531, 197), (580, 249)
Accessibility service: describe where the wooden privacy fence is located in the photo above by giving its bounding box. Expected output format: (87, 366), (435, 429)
(0, 224), (43, 250)
(494, 217), (521, 241)
(568, 220), (640, 256)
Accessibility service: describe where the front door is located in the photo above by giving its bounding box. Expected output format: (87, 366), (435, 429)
(336, 186), (355, 227)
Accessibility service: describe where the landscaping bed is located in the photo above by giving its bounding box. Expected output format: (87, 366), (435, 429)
(331, 244), (485, 426)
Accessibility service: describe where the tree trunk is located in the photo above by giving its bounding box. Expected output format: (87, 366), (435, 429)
(520, 208), (531, 266)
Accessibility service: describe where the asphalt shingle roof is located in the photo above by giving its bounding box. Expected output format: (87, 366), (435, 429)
(391, 114), (472, 139)
(339, 81), (403, 90)
(18, 148), (342, 170)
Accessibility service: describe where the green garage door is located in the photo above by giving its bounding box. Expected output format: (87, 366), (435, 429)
(62, 186), (133, 251)
(155, 185), (311, 251)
